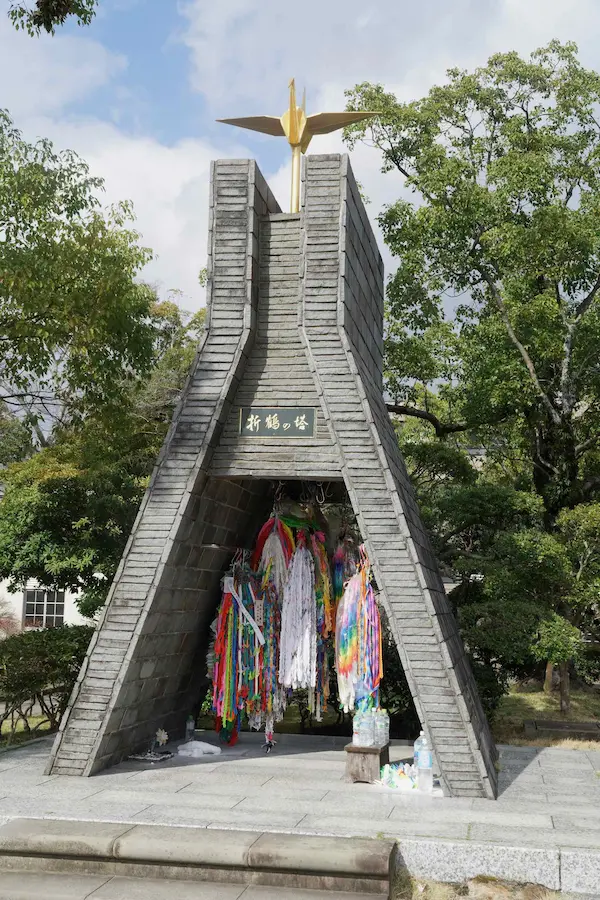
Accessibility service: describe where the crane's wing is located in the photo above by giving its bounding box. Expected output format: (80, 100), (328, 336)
(306, 111), (378, 136)
(217, 116), (285, 137)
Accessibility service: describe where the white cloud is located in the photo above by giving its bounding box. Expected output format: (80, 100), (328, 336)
(0, 16), (251, 311)
(3, 0), (600, 314)
(25, 117), (229, 309)
(0, 18), (125, 117)
(180, 0), (600, 282)
(181, 0), (600, 113)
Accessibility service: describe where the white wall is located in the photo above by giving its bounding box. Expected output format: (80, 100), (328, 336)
(0, 579), (88, 632)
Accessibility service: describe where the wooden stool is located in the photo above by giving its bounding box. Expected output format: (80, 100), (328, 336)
(344, 742), (390, 783)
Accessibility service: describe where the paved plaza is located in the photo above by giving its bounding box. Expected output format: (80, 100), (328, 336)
(0, 734), (599, 847)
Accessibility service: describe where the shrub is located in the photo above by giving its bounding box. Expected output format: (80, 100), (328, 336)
(0, 624), (94, 742)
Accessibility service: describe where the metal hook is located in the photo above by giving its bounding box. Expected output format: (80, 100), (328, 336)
(272, 481), (285, 515)
(316, 482), (326, 505)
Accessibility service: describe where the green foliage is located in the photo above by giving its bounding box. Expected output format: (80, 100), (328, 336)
(0, 435), (147, 600)
(8, 1), (96, 34)
(379, 620), (413, 716)
(469, 658), (508, 722)
(0, 109), (155, 428)
(0, 409), (32, 466)
(345, 43), (600, 519)
(0, 302), (202, 617)
(532, 613), (584, 666)
(0, 624), (94, 742)
(346, 41), (600, 701)
(455, 582), (547, 673)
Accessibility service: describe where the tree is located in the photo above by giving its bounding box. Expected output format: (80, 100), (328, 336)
(0, 596), (18, 638)
(399, 419), (600, 710)
(0, 110), (155, 436)
(345, 42), (600, 525)
(8, 1), (96, 34)
(0, 408), (33, 467)
(0, 302), (205, 618)
(532, 614), (584, 713)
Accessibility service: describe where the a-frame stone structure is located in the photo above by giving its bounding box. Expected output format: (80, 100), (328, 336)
(47, 154), (498, 799)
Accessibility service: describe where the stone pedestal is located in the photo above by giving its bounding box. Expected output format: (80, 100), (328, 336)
(345, 742), (390, 784)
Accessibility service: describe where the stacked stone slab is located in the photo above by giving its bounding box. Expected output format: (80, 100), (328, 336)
(47, 154), (498, 799)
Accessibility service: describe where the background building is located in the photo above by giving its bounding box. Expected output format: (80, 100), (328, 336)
(0, 580), (87, 635)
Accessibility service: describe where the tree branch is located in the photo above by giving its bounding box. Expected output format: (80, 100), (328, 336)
(560, 321), (576, 416)
(386, 403), (469, 438)
(575, 271), (600, 320)
(581, 475), (600, 499)
(481, 271), (561, 425)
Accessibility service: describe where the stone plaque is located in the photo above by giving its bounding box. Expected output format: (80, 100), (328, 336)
(239, 407), (316, 437)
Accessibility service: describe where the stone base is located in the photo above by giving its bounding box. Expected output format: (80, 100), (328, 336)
(524, 719), (600, 741)
(0, 819), (396, 895)
(345, 742), (390, 784)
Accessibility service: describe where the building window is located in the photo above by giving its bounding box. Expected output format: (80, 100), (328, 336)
(23, 589), (65, 628)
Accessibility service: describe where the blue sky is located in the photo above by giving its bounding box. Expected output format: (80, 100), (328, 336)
(1, 0), (599, 310)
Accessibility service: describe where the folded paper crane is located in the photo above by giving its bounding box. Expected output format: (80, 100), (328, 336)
(218, 80), (377, 213)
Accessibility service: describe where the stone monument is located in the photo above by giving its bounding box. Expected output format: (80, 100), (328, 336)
(46, 86), (498, 799)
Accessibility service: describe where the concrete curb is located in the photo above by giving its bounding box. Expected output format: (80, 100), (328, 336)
(397, 840), (560, 891)
(1, 816), (598, 895)
(0, 734), (55, 756)
(0, 818), (395, 896)
(394, 838), (600, 895)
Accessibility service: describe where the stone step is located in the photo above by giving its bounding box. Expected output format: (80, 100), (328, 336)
(0, 819), (395, 896)
(0, 870), (382, 900)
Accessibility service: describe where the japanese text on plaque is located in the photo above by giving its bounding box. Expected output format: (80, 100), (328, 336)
(239, 408), (316, 438)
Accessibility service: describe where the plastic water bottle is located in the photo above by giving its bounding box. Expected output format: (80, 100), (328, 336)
(413, 730), (425, 767)
(374, 709), (387, 747)
(352, 711), (363, 746)
(358, 708), (375, 747)
(381, 709), (390, 746)
(185, 715), (195, 742)
(417, 737), (433, 794)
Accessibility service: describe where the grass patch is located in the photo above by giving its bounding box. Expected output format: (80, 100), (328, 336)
(393, 874), (565, 899)
(197, 703), (348, 736)
(492, 683), (600, 746)
(0, 715), (53, 749)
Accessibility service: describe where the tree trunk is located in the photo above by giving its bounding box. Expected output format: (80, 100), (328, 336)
(544, 661), (554, 694)
(529, 415), (579, 523)
(559, 662), (570, 716)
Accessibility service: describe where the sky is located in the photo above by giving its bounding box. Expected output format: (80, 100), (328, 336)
(2, 0), (600, 312)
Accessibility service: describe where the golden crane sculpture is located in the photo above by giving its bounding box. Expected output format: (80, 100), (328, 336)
(217, 80), (377, 213)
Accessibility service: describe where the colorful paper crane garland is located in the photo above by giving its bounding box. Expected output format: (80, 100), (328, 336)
(211, 512), (383, 744)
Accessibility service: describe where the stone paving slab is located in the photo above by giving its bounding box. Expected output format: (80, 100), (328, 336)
(240, 888), (377, 900)
(91, 788), (244, 810)
(297, 814), (471, 841)
(178, 782), (330, 801)
(1, 736), (600, 894)
(233, 794), (399, 819)
(133, 805), (305, 830)
(0, 872), (380, 900)
(0, 871), (112, 900)
(469, 823), (600, 848)
(555, 811), (600, 829)
(91, 876), (246, 899)
(0, 796), (152, 822)
(388, 805), (554, 829)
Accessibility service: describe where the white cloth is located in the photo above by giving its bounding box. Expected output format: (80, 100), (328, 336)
(177, 740), (222, 757)
(278, 544), (316, 689)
